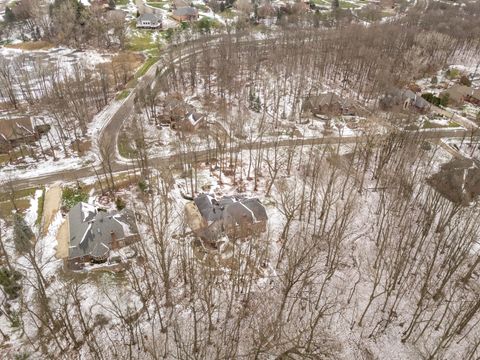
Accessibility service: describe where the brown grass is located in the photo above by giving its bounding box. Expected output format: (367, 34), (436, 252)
(5, 41), (54, 51)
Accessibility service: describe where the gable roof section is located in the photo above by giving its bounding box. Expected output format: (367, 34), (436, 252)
(68, 203), (138, 259)
(194, 194), (267, 227)
(138, 13), (161, 22)
(173, 6), (198, 17)
(0, 118), (34, 142)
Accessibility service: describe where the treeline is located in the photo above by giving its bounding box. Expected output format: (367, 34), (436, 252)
(2, 0), (126, 49)
(0, 52), (137, 159)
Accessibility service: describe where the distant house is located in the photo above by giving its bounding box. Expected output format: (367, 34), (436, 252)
(136, 13), (162, 28)
(172, 7), (199, 22)
(0, 117), (46, 153)
(185, 194), (268, 243)
(380, 89), (431, 113)
(441, 85), (480, 107)
(302, 92), (354, 116)
(66, 202), (139, 270)
(176, 112), (206, 132)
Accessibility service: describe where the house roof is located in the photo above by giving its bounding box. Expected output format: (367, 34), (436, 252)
(68, 202), (138, 259)
(381, 89), (430, 109)
(0, 117), (34, 142)
(173, 6), (198, 17)
(137, 13), (161, 22)
(186, 112), (205, 126)
(307, 92), (343, 108)
(194, 194), (268, 228)
(444, 85), (480, 101)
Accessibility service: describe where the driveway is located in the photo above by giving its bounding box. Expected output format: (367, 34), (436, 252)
(41, 186), (62, 235)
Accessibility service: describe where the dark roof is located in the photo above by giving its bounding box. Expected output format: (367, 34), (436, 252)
(173, 6), (198, 17)
(0, 117), (34, 142)
(381, 89), (430, 109)
(194, 194), (267, 227)
(137, 13), (161, 22)
(307, 93), (343, 107)
(68, 203), (138, 259)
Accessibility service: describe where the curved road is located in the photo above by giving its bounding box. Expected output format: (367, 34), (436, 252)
(8, 19), (478, 191)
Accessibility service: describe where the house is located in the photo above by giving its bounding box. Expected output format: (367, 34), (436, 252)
(380, 89), (431, 113)
(0, 117), (40, 153)
(136, 13), (162, 28)
(176, 112), (206, 132)
(441, 85), (480, 107)
(160, 97), (192, 125)
(172, 7), (199, 22)
(66, 202), (139, 270)
(302, 92), (354, 116)
(160, 96), (205, 131)
(185, 194), (268, 243)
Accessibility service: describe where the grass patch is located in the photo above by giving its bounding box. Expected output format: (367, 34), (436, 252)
(0, 199), (30, 219)
(118, 132), (138, 158)
(0, 153), (9, 165)
(36, 188), (46, 226)
(116, 89), (131, 100)
(422, 120), (461, 129)
(62, 187), (89, 211)
(136, 56), (159, 77)
(126, 31), (157, 52)
(5, 41), (54, 50)
(220, 9), (236, 19)
(0, 188), (36, 203)
(115, 0), (130, 5)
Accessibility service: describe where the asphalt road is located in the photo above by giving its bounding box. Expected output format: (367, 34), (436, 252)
(7, 31), (478, 192)
(13, 128), (475, 191)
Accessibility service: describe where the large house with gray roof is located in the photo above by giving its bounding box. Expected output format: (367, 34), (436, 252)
(172, 6), (199, 22)
(380, 89), (431, 113)
(136, 13), (162, 28)
(185, 194), (268, 243)
(66, 203), (139, 270)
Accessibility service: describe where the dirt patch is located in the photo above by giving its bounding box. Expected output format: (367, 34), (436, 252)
(42, 186), (62, 234)
(56, 219), (69, 259)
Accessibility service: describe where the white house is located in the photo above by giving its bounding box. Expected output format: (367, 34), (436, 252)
(136, 13), (162, 28)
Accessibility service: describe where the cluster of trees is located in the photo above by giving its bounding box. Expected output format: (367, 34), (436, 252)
(3, 0), (126, 49)
(1, 1), (480, 358)
(0, 53), (136, 160)
(2, 125), (480, 359)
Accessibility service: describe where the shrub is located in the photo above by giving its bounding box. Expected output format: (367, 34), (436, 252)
(138, 180), (148, 193)
(446, 68), (460, 79)
(0, 268), (22, 299)
(115, 197), (126, 210)
(459, 75), (472, 87)
(13, 213), (34, 254)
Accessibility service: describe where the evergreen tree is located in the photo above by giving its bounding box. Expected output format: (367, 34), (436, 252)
(108, 0), (116, 10)
(13, 213), (33, 254)
(332, 0), (340, 10)
(4, 6), (16, 23)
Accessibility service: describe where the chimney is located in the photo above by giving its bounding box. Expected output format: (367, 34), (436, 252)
(111, 231), (117, 249)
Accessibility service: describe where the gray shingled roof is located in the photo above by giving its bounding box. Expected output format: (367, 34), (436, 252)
(194, 194), (267, 228)
(137, 13), (161, 22)
(68, 203), (137, 259)
(173, 6), (198, 16)
(0, 117), (34, 142)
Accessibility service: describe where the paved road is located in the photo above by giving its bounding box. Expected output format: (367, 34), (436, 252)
(7, 30), (479, 192)
(13, 128), (475, 191)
